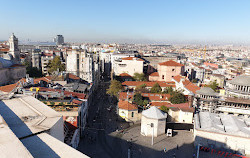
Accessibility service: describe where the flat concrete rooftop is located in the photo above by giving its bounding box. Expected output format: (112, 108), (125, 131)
(195, 112), (250, 138)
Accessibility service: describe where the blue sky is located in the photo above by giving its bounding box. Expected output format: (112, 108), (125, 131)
(1, 0), (250, 44)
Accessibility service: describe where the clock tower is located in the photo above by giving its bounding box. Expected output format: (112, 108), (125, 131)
(9, 33), (20, 63)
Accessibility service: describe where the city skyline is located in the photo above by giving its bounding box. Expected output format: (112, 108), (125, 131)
(1, 0), (250, 44)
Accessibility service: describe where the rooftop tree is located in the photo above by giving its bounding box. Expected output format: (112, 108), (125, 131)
(150, 83), (162, 93)
(133, 72), (147, 81)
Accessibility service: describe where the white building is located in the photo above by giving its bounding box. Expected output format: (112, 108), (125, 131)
(141, 106), (167, 137)
(0, 95), (88, 157)
(66, 49), (95, 83)
(194, 112), (250, 155)
(41, 53), (54, 75)
(113, 57), (144, 76)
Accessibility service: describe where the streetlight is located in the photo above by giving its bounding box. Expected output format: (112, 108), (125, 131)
(197, 144), (202, 158)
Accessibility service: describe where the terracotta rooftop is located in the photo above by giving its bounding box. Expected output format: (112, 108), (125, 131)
(172, 75), (184, 82)
(0, 48), (9, 52)
(122, 57), (144, 61)
(119, 92), (171, 102)
(149, 72), (159, 76)
(122, 81), (175, 88)
(172, 75), (200, 94)
(118, 100), (138, 110)
(0, 78), (26, 93)
(68, 73), (80, 80)
(164, 102), (194, 112)
(119, 73), (132, 77)
(158, 60), (184, 67)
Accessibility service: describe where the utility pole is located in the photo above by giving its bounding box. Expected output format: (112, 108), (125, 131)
(151, 123), (154, 146)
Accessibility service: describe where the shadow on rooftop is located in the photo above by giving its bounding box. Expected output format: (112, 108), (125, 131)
(0, 100), (60, 158)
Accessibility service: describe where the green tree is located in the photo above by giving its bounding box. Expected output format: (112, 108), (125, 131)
(47, 56), (65, 75)
(133, 93), (143, 106)
(169, 92), (186, 104)
(205, 81), (219, 92)
(133, 93), (149, 108)
(150, 83), (162, 93)
(23, 60), (43, 77)
(191, 79), (198, 83)
(135, 84), (149, 93)
(160, 105), (169, 113)
(163, 86), (174, 94)
(133, 73), (147, 81)
(106, 80), (123, 98)
(50, 102), (55, 105)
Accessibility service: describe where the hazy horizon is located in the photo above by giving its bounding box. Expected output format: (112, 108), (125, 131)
(1, 0), (250, 45)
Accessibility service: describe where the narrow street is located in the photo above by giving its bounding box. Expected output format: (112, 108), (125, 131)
(77, 80), (129, 158)
(77, 79), (195, 158)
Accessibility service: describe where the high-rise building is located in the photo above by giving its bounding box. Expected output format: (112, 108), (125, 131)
(53, 35), (64, 45)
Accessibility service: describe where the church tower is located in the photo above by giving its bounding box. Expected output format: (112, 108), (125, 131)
(9, 33), (20, 63)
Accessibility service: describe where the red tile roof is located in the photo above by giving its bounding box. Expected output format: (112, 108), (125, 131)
(0, 48), (9, 52)
(122, 57), (144, 61)
(149, 72), (159, 76)
(72, 99), (83, 105)
(150, 102), (171, 107)
(158, 60), (184, 67)
(122, 81), (175, 88)
(172, 75), (184, 82)
(33, 76), (52, 84)
(68, 73), (80, 80)
(119, 92), (171, 102)
(0, 78), (26, 93)
(172, 75), (200, 94)
(119, 73), (132, 77)
(0, 83), (17, 93)
(118, 100), (138, 110)
(168, 103), (194, 112)
(183, 80), (200, 94)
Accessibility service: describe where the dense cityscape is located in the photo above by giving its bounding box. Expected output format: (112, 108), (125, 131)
(0, 33), (249, 158)
(1, 1), (250, 158)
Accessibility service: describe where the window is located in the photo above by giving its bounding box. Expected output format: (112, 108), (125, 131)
(131, 112), (134, 117)
(162, 75), (164, 79)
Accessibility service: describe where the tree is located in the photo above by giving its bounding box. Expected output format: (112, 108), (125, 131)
(47, 56), (65, 75)
(150, 83), (162, 93)
(106, 80), (123, 98)
(133, 73), (147, 81)
(191, 79), (198, 83)
(135, 84), (149, 93)
(160, 105), (169, 113)
(133, 93), (149, 107)
(133, 93), (143, 106)
(169, 92), (186, 104)
(23, 60), (43, 77)
(163, 86), (174, 94)
(205, 81), (219, 92)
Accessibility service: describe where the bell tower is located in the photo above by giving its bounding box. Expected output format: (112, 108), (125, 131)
(9, 33), (20, 63)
